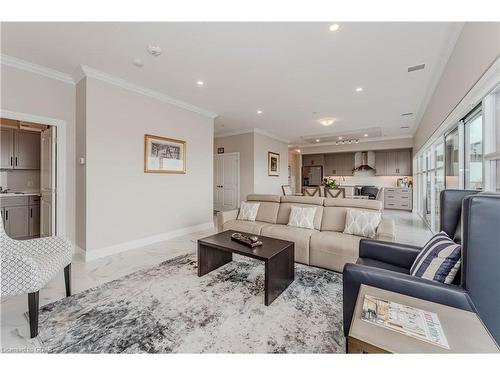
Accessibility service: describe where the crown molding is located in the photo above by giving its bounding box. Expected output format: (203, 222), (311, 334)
(80, 65), (218, 119)
(214, 127), (290, 144)
(296, 135), (414, 149)
(0, 54), (75, 84)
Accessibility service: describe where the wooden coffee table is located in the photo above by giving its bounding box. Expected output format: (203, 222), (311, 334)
(197, 230), (295, 306)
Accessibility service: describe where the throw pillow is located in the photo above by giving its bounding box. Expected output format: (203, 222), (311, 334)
(287, 206), (317, 230)
(237, 201), (260, 221)
(343, 208), (381, 238)
(410, 231), (461, 284)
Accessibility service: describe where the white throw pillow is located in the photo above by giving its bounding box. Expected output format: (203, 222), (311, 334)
(237, 201), (260, 221)
(287, 206), (317, 230)
(343, 208), (381, 238)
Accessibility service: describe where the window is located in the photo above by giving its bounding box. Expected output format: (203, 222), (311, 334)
(445, 127), (459, 188)
(464, 109), (483, 190)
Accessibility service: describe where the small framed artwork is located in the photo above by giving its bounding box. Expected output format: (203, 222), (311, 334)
(268, 152), (280, 176)
(144, 134), (186, 174)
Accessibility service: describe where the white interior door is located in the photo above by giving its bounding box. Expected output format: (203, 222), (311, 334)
(40, 127), (56, 237)
(214, 153), (239, 211)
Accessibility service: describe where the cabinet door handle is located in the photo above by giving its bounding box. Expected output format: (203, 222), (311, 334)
(5, 210), (8, 220)
(15, 157), (18, 166)
(10, 157), (13, 166)
(30, 208), (33, 218)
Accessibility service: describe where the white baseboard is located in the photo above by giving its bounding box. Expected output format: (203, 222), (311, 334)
(84, 221), (214, 262)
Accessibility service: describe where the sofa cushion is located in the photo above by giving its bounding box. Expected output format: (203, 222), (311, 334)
(277, 203), (323, 230)
(324, 198), (382, 210)
(223, 220), (270, 235)
(287, 206), (317, 230)
(237, 201), (260, 221)
(246, 195), (280, 223)
(260, 224), (315, 264)
(343, 208), (382, 238)
(321, 198), (381, 232)
(309, 231), (362, 272)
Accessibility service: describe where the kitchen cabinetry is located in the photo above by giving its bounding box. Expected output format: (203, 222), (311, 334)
(374, 149), (412, 176)
(384, 187), (413, 211)
(0, 129), (40, 170)
(302, 154), (324, 166)
(0, 195), (40, 239)
(324, 153), (354, 176)
(0, 129), (14, 169)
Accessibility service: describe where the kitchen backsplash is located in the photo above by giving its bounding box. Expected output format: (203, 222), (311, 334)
(325, 174), (412, 187)
(0, 170), (40, 192)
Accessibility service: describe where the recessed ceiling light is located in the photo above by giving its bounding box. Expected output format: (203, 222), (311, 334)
(329, 24), (340, 32)
(315, 139), (320, 143)
(318, 117), (336, 126)
(338, 136), (343, 140)
(257, 110), (263, 115)
(147, 44), (162, 57)
(196, 81), (204, 86)
(364, 133), (369, 137)
(355, 87), (363, 92)
(132, 58), (144, 68)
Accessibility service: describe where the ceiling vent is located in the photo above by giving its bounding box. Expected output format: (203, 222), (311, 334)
(408, 64), (425, 72)
(401, 112), (414, 117)
(400, 125), (410, 129)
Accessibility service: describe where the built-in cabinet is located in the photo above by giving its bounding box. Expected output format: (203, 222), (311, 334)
(0, 129), (41, 170)
(374, 150), (411, 176)
(324, 153), (355, 176)
(384, 187), (413, 211)
(0, 196), (40, 239)
(302, 154), (325, 167)
(302, 149), (412, 177)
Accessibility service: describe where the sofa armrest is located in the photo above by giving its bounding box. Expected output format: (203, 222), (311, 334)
(216, 209), (239, 232)
(359, 239), (421, 269)
(342, 263), (474, 337)
(375, 218), (395, 242)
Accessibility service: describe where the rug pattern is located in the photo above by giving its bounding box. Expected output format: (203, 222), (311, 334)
(36, 253), (345, 353)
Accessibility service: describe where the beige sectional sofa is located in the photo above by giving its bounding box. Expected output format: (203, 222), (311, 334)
(216, 194), (395, 272)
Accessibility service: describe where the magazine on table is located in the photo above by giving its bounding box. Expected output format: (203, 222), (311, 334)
(361, 294), (450, 349)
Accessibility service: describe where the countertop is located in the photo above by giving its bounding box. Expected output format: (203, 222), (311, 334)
(0, 192), (41, 197)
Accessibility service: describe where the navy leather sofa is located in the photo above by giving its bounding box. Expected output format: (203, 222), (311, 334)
(343, 190), (500, 345)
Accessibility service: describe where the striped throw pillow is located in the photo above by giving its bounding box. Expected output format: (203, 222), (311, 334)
(410, 231), (461, 284)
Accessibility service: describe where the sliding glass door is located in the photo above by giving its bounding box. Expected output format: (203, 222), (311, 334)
(445, 127), (460, 189)
(464, 108), (483, 190)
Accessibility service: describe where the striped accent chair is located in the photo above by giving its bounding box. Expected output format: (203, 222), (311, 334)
(343, 190), (500, 346)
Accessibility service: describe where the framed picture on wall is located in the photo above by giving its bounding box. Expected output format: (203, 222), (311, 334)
(144, 134), (186, 174)
(268, 151), (280, 176)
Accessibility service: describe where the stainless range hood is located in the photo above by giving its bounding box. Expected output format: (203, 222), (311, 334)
(353, 151), (376, 173)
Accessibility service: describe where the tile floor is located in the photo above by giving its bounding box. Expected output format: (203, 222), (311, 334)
(0, 209), (432, 352)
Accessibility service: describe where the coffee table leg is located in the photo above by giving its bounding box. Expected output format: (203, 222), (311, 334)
(198, 243), (232, 277)
(265, 245), (295, 306)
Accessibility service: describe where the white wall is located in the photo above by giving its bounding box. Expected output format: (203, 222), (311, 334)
(84, 77), (214, 253)
(414, 22), (500, 152)
(214, 131), (289, 198)
(253, 132), (288, 195)
(0, 65), (76, 243)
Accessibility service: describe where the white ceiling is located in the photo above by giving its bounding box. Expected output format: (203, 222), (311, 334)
(0, 22), (462, 144)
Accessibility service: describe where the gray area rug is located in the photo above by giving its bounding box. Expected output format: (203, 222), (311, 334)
(35, 253), (345, 353)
